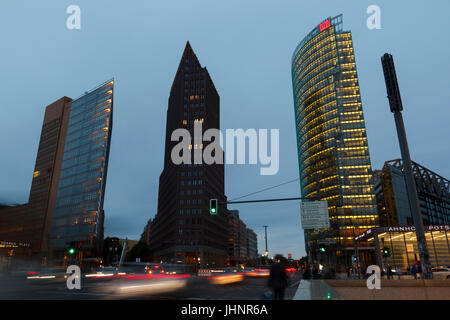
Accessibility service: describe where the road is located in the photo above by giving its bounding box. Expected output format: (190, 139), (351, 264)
(0, 272), (302, 300)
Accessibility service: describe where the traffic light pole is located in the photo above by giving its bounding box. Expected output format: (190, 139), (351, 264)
(381, 53), (432, 279)
(218, 196), (320, 264)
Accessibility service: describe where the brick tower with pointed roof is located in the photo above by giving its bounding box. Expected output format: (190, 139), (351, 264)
(148, 42), (228, 267)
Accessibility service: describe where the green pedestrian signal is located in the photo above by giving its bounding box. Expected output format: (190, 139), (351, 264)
(68, 248), (75, 255)
(319, 245), (326, 252)
(210, 199), (218, 215)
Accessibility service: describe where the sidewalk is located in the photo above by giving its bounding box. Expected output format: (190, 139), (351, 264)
(292, 279), (344, 300)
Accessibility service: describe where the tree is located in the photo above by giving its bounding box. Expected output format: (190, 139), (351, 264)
(124, 241), (151, 262)
(102, 237), (123, 264)
(299, 256), (308, 268)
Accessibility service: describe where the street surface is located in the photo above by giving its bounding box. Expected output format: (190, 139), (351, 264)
(0, 272), (301, 300)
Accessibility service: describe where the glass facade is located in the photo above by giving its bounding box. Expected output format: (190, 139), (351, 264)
(375, 159), (450, 228)
(51, 79), (114, 258)
(291, 15), (378, 265)
(356, 226), (450, 272)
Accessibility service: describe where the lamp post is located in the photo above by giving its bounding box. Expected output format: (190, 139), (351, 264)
(381, 53), (431, 279)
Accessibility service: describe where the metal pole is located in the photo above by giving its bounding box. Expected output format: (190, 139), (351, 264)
(263, 225), (268, 255)
(381, 53), (432, 279)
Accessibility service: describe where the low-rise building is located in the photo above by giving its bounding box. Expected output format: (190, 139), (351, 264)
(246, 228), (258, 259)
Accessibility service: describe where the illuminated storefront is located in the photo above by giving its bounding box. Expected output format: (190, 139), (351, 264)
(291, 14), (378, 267)
(355, 225), (450, 271)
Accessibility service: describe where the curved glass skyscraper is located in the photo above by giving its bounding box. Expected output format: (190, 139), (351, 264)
(291, 15), (378, 268)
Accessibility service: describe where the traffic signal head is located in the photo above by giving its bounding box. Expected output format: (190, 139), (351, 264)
(68, 248), (75, 255)
(382, 247), (390, 257)
(319, 245), (326, 253)
(352, 255), (358, 263)
(210, 199), (218, 215)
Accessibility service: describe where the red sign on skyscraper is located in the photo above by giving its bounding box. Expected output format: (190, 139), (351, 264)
(319, 19), (331, 32)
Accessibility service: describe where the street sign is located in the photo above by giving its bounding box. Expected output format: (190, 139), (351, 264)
(300, 200), (329, 229)
(318, 239), (336, 245)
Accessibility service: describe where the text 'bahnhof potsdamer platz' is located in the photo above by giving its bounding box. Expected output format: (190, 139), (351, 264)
(291, 15), (378, 268)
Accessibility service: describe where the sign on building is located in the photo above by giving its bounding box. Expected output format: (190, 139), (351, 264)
(300, 200), (329, 229)
(318, 238), (336, 245)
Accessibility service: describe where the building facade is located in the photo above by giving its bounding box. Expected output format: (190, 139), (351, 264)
(374, 159), (450, 227)
(0, 204), (31, 260)
(142, 219), (152, 246)
(50, 80), (114, 261)
(0, 80), (114, 265)
(227, 210), (248, 266)
(246, 228), (258, 259)
(291, 15), (378, 268)
(355, 225), (450, 272)
(148, 42), (228, 267)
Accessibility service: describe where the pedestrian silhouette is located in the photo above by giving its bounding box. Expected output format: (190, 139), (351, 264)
(303, 264), (312, 280)
(312, 264), (320, 279)
(268, 255), (288, 300)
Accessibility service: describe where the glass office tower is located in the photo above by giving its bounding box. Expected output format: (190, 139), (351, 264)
(51, 79), (114, 261)
(291, 15), (378, 268)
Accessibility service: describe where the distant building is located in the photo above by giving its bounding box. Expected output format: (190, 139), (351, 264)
(142, 219), (152, 246)
(374, 159), (450, 227)
(227, 210), (248, 266)
(0, 204), (31, 259)
(246, 228), (258, 259)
